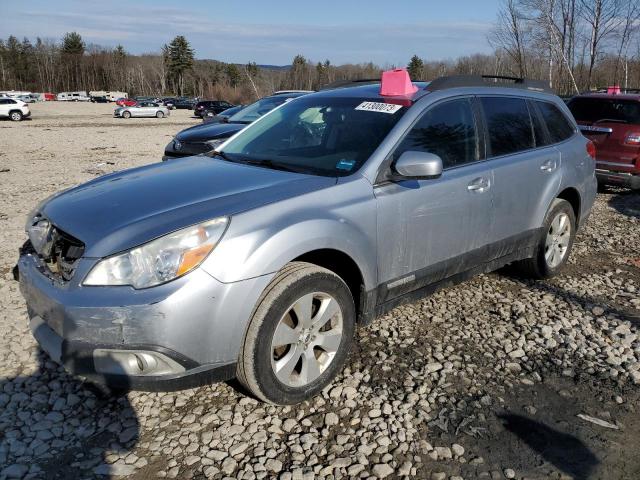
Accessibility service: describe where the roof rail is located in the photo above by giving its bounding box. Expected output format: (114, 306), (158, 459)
(590, 86), (640, 94)
(426, 75), (553, 94)
(319, 78), (381, 90)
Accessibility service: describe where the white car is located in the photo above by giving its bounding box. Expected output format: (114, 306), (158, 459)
(0, 97), (30, 121)
(114, 102), (170, 119)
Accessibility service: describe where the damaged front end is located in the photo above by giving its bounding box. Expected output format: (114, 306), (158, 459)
(22, 214), (85, 283)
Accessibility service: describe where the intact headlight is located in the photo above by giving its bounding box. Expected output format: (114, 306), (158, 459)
(84, 217), (228, 288)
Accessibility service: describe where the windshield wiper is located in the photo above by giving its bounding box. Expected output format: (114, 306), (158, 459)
(209, 150), (232, 161)
(239, 158), (302, 173)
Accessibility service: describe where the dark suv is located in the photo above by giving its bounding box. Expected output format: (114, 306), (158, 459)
(568, 92), (640, 190)
(194, 100), (234, 117)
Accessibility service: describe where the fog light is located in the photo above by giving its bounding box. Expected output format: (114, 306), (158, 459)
(93, 349), (185, 376)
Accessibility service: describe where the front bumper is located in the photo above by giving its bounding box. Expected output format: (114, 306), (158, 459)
(17, 250), (273, 391)
(596, 169), (640, 189)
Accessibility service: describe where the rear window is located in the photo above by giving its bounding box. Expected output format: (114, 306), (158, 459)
(536, 101), (574, 142)
(568, 97), (640, 125)
(481, 97), (534, 157)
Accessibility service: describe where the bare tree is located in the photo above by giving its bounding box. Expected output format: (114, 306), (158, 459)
(580, 0), (621, 87)
(490, 0), (530, 77)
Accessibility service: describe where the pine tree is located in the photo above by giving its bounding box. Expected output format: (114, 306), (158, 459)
(61, 32), (85, 55)
(407, 54), (424, 80)
(166, 35), (194, 95)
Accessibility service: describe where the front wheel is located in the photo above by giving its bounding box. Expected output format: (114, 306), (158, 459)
(122, 111), (131, 119)
(237, 262), (355, 404)
(156, 111), (164, 118)
(10, 111), (23, 121)
(515, 198), (576, 279)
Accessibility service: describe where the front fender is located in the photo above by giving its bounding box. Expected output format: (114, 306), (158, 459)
(201, 177), (378, 289)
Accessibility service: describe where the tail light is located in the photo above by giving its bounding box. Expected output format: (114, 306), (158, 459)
(624, 133), (640, 145)
(586, 140), (596, 159)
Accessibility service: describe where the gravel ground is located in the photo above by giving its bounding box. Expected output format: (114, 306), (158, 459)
(0, 102), (639, 480)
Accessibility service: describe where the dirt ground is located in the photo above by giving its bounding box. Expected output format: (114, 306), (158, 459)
(0, 102), (639, 480)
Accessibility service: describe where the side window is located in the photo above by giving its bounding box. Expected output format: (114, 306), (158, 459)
(394, 98), (478, 169)
(481, 97), (534, 156)
(536, 101), (574, 143)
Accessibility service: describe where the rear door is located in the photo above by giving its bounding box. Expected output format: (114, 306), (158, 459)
(375, 97), (494, 302)
(479, 96), (562, 256)
(567, 97), (640, 170)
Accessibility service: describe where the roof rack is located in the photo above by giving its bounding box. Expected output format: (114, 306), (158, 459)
(425, 75), (553, 94)
(589, 87), (640, 94)
(319, 79), (381, 90)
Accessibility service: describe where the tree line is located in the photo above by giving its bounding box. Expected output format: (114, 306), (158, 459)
(1, 1), (639, 103)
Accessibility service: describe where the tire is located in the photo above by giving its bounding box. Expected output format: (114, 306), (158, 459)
(515, 198), (576, 279)
(9, 111), (23, 121)
(156, 111), (164, 118)
(122, 111), (131, 119)
(237, 262), (356, 405)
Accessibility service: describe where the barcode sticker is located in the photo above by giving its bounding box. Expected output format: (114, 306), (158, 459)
(355, 101), (403, 114)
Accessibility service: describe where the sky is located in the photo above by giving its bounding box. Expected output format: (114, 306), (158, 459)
(0, 0), (500, 65)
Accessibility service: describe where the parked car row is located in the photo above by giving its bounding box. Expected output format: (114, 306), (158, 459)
(163, 92), (308, 160)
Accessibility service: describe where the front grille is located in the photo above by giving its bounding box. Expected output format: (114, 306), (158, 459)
(25, 224), (85, 282)
(177, 141), (211, 156)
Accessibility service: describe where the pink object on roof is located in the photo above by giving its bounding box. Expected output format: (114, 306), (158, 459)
(607, 85), (621, 94)
(380, 69), (418, 96)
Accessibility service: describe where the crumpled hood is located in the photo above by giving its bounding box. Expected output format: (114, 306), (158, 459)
(38, 157), (336, 257)
(176, 121), (245, 142)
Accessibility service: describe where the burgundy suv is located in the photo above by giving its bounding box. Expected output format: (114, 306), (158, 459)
(567, 91), (640, 190)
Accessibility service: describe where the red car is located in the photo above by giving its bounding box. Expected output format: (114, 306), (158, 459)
(116, 98), (137, 107)
(568, 89), (640, 190)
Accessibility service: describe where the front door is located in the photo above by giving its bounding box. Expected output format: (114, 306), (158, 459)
(375, 97), (494, 303)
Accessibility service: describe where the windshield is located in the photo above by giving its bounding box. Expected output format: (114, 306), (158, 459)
(568, 97), (640, 124)
(217, 96), (408, 176)
(227, 96), (296, 123)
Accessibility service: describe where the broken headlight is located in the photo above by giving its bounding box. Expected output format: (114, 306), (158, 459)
(84, 217), (228, 289)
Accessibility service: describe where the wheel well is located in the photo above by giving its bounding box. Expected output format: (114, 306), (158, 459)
(557, 187), (581, 226)
(293, 249), (365, 320)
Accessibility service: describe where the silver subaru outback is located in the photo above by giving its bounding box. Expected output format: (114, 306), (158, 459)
(17, 73), (597, 404)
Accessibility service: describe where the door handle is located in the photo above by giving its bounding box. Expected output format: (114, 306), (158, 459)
(540, 159), (557, 172)
(467, 177), (490, 193)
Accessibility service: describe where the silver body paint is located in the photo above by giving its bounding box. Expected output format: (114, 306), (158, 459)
(18, 83), (597, 389)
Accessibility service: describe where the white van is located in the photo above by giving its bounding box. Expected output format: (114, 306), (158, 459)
(57, 91), (90, 102)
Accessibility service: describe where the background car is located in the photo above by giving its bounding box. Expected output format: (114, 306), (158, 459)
(194, 100), (234, 117)
(160, 97), (177, 109)
(202, 105), (245, 123)
(116, 98), (137, 107)
(0, 97), (30, 121)
(173, 98), (197, 109)
(568, 91), (640, 190)
(17, 94), (37, 103)
(114, 101), (169, 119)
(90, 95), (109, 103)
(163, 92), (308, 160)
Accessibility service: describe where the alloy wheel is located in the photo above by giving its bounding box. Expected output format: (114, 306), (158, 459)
(545, 212), (571, 268)
(270, 292), (343, 387)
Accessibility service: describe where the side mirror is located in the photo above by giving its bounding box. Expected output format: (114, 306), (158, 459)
(393, 151), (443, 179)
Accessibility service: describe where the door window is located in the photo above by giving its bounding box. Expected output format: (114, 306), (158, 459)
(481, 97), (534, 157)
(394, 98), (479, 169)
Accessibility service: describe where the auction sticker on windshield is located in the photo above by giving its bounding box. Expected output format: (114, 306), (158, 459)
(355, 101), (403, 114)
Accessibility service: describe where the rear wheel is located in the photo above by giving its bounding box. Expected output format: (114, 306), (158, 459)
(237, 262), (355, 404)
(122, 110), (131, 119)
(515, 198), (576, 279)
(156, 111), (164, 118)
(9, 111), (23, 121)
